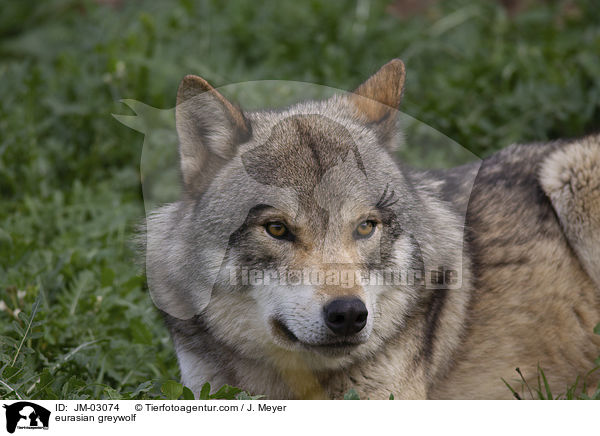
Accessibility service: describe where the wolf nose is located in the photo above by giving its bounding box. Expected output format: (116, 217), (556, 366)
(323, 298), (368, 336)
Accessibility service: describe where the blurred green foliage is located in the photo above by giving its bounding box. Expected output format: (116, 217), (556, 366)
(1, 0), (599, 399)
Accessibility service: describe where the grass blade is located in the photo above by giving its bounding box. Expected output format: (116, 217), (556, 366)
(11, 294), (41, 366)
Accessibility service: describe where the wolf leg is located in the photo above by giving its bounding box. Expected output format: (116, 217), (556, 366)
(539, 136), (600, 289)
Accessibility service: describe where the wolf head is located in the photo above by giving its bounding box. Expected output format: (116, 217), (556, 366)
(146, 60), (465, 371)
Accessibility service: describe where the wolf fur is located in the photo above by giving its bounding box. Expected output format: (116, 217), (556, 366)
(144, 60), (600, 399)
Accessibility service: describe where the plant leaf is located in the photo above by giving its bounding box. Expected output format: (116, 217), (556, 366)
(343, 388), (360, 400)
(161, 380), (183, 400)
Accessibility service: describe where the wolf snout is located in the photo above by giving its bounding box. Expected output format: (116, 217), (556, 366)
(323, 298), (368, 336)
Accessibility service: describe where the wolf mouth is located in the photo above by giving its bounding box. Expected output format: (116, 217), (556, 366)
(270, 318), (362, 350)
(271, 318), (300, 343)
(310, 341), (361, 348)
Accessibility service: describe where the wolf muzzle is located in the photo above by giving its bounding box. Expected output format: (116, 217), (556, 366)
(323, 297), (368, 336)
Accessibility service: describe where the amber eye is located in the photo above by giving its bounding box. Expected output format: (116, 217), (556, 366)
(354, 220), (376, 239)
(265, 222), (292, 240)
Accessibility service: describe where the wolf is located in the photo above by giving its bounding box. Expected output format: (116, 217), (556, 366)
(144, 59), (600, 399)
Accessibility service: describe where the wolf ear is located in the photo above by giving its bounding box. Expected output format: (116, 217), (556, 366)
(176, 75), (251, 193)
(349, 59), (406, 148)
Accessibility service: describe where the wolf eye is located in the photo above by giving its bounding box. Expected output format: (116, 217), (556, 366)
(265, 222), (292, 240)
(354, 220), (376, 239)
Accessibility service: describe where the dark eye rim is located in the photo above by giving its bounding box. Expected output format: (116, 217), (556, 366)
(354, 220), (378, 239)
(264, 221), (295, 241)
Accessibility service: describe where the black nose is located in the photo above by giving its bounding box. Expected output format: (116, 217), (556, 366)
(323, 298), (368, 336)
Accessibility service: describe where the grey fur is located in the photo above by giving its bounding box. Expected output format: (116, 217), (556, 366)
(143, 60), (600, 399)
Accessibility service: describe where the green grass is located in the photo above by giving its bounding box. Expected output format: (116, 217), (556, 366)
(1, 0), (600, 399)
(503, 364), (600, 400)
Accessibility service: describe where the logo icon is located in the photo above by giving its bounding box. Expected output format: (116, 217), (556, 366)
(3, 402), (50, 433)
